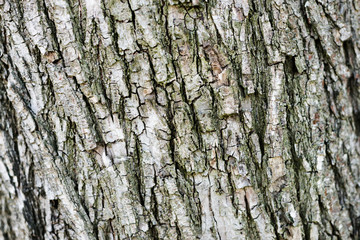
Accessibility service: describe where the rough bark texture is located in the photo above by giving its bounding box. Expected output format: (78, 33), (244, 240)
(0, 0), (360, 239)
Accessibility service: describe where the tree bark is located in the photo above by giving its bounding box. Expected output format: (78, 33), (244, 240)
(0, 0), (360, 239)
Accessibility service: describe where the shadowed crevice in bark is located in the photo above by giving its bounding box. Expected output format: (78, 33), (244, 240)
(133, 135), (145, 207)
(284, 55), (311, 240)
(243, 193), (261, 240)
(63, 0), (86, 45)
(343, 39), (360, 137)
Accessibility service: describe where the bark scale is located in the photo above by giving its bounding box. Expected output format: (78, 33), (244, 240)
(0, 0), (360, 239)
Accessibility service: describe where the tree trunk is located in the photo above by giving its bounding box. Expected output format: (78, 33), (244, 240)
(0, 0), (359, 239)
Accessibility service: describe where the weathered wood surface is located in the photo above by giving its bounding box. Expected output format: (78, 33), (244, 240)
(0, 0), (360, 239)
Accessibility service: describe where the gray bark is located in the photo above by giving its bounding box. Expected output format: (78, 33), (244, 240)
(0, 0), (360, 239)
